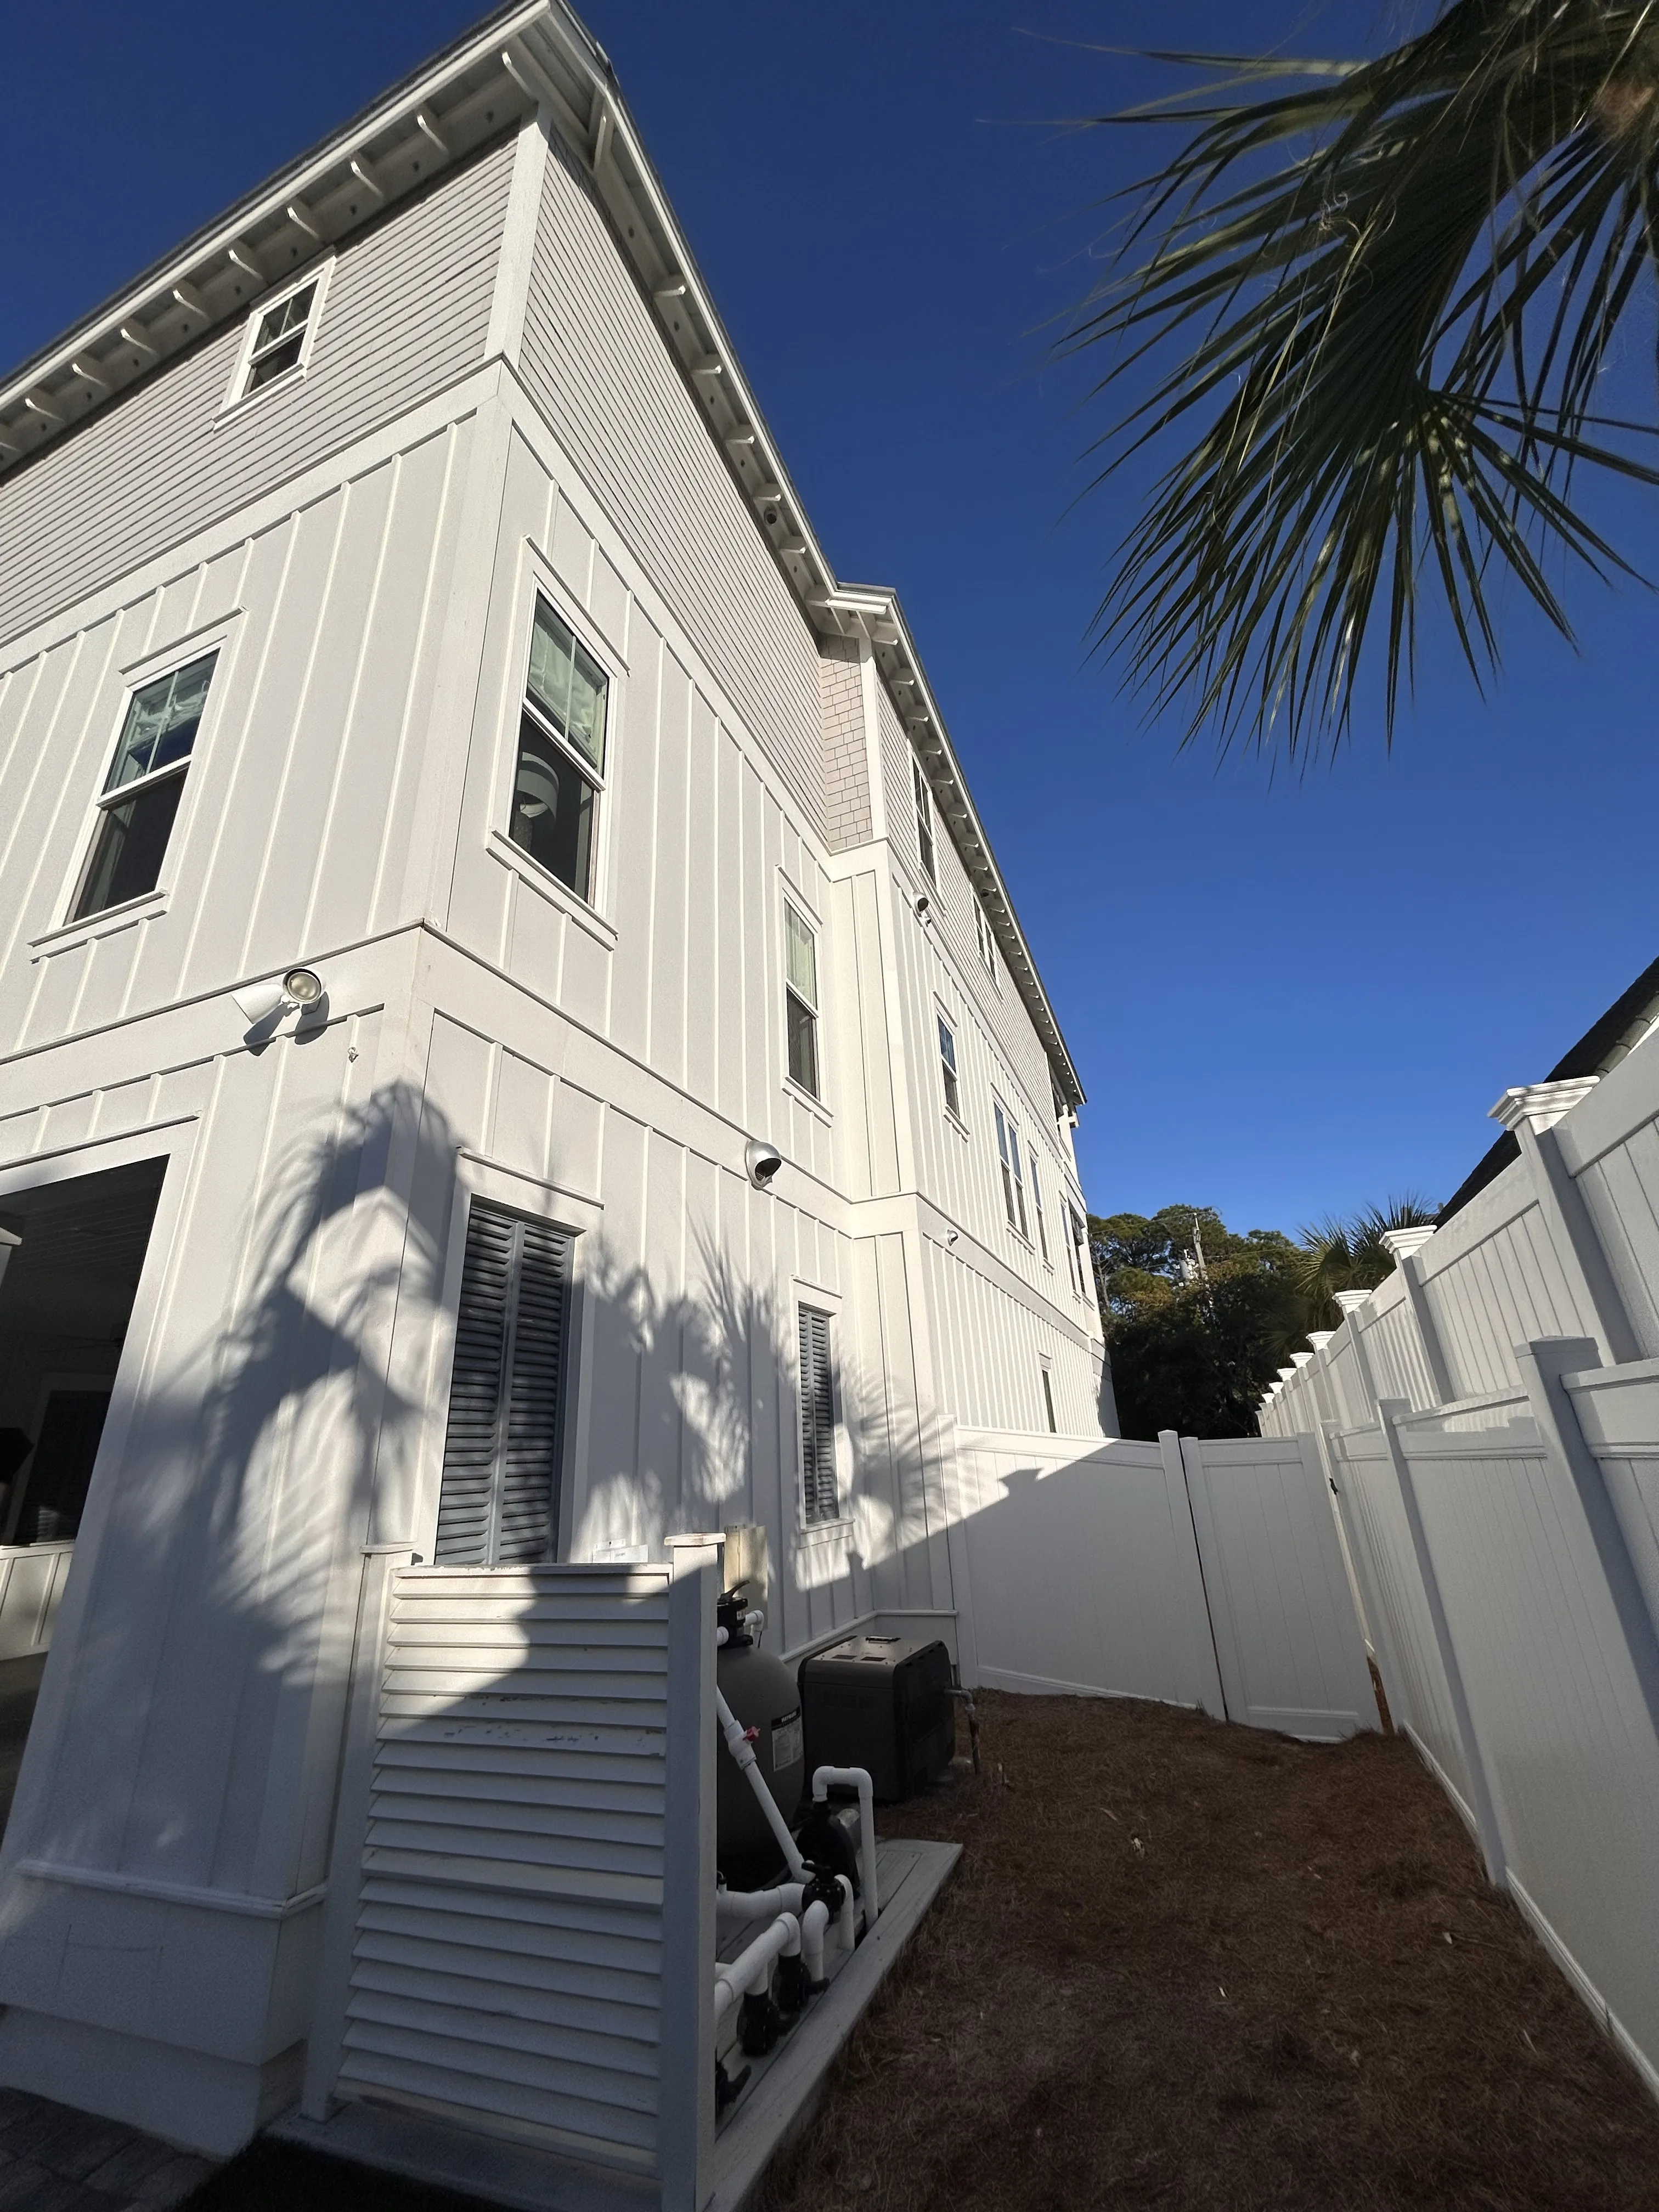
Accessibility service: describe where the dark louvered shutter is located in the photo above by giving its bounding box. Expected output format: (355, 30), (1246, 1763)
(798, 1306), (838, 1525)
(435, 1201), (571, 1566)
(496, 1218), (569, 1561)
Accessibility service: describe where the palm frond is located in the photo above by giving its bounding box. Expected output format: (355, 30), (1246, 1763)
(1073, 2), (1659, 756)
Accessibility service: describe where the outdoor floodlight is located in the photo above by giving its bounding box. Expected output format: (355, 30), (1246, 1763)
(744, 1139), (783, 1192)
(283, 967), (324, 1006)
(233, 964), (328, 1032)
(915, 893), (931, 919)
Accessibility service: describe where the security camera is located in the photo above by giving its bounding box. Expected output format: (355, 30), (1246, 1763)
(744, 1138), (784, 1191)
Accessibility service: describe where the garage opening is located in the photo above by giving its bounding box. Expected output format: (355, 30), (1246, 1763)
(0, 1155), (167, 1838)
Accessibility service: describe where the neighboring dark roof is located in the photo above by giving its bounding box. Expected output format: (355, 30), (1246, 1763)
(1437, 953), (1659, 1224)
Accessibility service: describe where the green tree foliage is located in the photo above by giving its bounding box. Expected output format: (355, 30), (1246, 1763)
(1073, 3), (1659, 756)
(1090, 1200), (1434, 1438)
(1288, 1197), (1438, 1331)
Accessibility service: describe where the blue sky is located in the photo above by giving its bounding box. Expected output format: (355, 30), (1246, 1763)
(5, 3), (1656, 1234)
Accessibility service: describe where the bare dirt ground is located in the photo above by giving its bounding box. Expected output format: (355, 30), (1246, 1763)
(755, 1691), (1659, 2212)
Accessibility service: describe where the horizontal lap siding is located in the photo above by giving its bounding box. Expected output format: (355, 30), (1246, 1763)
(0, 140), (512, 653)
(519, 135), (825, 840)
(340, 1567), (674, 2171)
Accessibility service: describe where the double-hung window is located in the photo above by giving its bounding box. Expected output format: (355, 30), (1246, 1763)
(1029, 1149), (1050, 1263)
(228, 267), (329, 403)
(936, 1014), (962, 1121)
(511, 595), (609, 904)
(784, 900), (821, 1098)
(1040, 1363), (1058, 1434)
(798, 1305), (840, 1525)
(994, 1100), (1029, 1239)
(1069, 1205), (1093, 1305)
(974, 898), (998, 981)
(72, 652), (217, 921)
(911, 754), (936, 882)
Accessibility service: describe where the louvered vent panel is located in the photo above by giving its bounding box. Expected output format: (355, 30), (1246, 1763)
(337, 1566), (673, 2173)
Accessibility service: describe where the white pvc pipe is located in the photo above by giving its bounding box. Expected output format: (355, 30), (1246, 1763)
(811, 1765), (879, 1921)
(834, 1874), (855, 1954)
(718, 1690), (806, 1880)
(715, 1882), (804, 1921)
(800, 1895), (830, 1984)
(713, 1912), (797, 2023)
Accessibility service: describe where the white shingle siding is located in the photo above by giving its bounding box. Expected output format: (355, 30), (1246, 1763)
(818, 639), (872, 850)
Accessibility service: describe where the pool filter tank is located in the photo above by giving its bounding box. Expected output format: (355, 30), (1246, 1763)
(715, 1587), (805, 1883)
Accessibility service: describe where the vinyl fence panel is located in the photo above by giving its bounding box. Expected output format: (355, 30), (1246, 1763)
(1394, 1389), (1659, 2097)
(1180, 1435), (1378, 1741)
(1324, 1424), (1479, 1829)
(950, 1430), (1224, 1716)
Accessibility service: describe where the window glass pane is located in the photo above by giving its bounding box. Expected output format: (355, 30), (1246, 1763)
(107, 653), (217, 791)
(1041, 1368), (1057, 1434)
(912, 755), (935, 879)
(994, 1103), (1009, 1165)
(784, 903), (817, 1007)
(1030, 1156), (1048, 1259)
(254, 285), (314, 352)
(787, 990), (819, 1097)
(510, 712), (596, 899)
(527, 597), (608, 775)
(937, 1017), (960, 1118)
(247, 335), (306, 388)
(74, 774), (185, 918)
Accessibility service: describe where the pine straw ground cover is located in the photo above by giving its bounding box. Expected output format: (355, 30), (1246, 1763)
(755, 1691), (1659, 2212)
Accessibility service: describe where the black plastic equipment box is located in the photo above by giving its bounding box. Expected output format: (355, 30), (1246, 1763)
(798, 1635), (955, 1802)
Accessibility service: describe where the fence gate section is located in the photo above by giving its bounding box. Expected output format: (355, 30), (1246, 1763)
(1178, 1433), (1378, 1740)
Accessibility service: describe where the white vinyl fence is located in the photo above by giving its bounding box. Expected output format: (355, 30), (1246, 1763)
(948, 1426), (1376, 1740)
(1256, 1037), (1659, 2099)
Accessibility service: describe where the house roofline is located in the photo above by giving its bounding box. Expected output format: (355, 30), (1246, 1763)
(0, 0), (1086, 1109)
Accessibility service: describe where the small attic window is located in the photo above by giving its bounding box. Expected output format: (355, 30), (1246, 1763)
(224, 263), (332, 408)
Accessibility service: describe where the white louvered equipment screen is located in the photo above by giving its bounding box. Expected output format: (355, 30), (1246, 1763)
(336, 1565), (673, 2174)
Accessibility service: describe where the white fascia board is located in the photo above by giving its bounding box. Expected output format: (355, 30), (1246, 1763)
(0, 0), (552, 461)
(828, 583), (1086, 1109)
(521, 13), (1085, 1108)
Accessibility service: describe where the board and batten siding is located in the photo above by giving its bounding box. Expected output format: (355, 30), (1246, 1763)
(442, 415), (840, 1195)
(0, 138), (514, 656)
(517, 131), (827, 844)
(336, 1566), (673, 2170)
(0, 417), (476, 1056)
(412, 997), (950, 1657)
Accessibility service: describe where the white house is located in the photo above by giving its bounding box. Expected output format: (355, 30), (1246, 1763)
(0, 0), (1108, 2167)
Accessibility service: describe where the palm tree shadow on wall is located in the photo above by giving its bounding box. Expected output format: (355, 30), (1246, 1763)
(9, 1076), (965, 1893)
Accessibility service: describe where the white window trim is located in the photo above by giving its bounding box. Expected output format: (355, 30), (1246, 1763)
(791, 1276), (853, 1536)
(934, 1001), (967, 1131)
(974, 897), (1002, 989)
(59, 618), (239, 928)
(778, 872), (831, 1120)
(994, 1094), (1032, 1246)
(911, 752), (936, 883)
(219, 257), (335, 414)
(496, 566), (622, 923)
